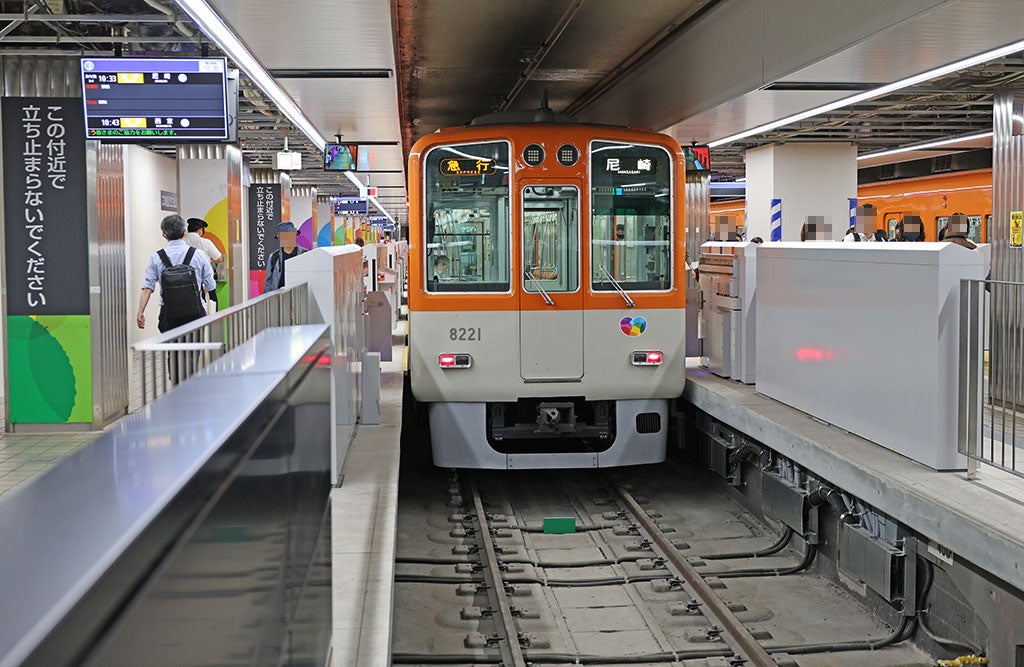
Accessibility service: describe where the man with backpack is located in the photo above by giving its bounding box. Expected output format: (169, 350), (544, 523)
(136, 214), (216, 332)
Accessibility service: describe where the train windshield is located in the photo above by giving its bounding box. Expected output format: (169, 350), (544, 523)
(523, 185), (580, 294)
(423, 141), (511, 292)
(590, 140), (672, 291)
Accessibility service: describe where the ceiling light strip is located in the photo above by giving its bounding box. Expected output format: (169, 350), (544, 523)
(856, 131), (993, 160)
(174, 0), (327, 149)
(708, 38), (1024, 148)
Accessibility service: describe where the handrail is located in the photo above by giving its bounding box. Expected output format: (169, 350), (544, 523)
(599, 264), (636, 308)
(132, 282), (311, 407)
(957, 277), (1024, 480)
(525, 270), (555, 306)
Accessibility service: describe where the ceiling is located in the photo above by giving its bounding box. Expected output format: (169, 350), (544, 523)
(3, 0), (1024, 205)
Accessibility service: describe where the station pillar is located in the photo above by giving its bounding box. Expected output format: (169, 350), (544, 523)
(744, 142), (857, 241)
(291, 186), (317, 250)
(177, 144), (244, 306)
(316, 195), (333, 247)
(248, 169), (292, 297)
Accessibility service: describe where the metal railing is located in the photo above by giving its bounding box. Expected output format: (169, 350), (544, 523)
(133, 283), (310, 407)
(958, 278), (1024, 479)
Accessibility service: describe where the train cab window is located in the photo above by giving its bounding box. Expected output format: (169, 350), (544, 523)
(523, 185), (579, 292)
(590, 141), (672, 291)
(423, 141), (511, 292)
(938, 214), (984, 242)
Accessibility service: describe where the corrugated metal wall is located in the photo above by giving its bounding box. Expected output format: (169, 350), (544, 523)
(684, 172), (710, 288)
(1, 55), (80, 97)
(91, 143), (129, 424)
(989, 87), (1023, 403)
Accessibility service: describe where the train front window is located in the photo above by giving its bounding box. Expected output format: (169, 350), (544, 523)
(523, 185), (579, 293)
(423, 141), (511, 292)
(590, 141), (672, 291)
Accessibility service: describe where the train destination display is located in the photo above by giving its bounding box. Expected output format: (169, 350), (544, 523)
(80, 58), (230, 141)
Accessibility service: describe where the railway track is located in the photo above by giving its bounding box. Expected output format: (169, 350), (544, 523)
(392, 463), (935, 666)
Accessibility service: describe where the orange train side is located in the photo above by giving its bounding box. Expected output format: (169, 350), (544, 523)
(710, 169), (992, 242)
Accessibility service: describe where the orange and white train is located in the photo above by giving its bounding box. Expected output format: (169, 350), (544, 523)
(407, 120), (687, 469)
(711, 168), (992, 242)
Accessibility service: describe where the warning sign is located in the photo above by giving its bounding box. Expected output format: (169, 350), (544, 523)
(1012, 211), (1023, 248)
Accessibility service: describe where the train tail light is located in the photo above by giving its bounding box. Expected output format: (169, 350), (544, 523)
(632, 350), (663, 366)
(439, 353), (473, 369)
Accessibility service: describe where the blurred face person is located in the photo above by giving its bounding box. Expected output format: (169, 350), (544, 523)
(854, 206), (876, 237)
(278, 230), (298, 252)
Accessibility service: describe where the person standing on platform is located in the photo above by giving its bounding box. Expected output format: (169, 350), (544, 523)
(185, 217), (223, 312)
(137, 214), (216, 332)
(264, 221), (307, 292)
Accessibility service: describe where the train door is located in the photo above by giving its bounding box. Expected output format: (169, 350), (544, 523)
(519, 183), (583, 381)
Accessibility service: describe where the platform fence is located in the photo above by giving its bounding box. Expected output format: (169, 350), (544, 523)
(133, 282), (310, 407)
(958, 278), (1024, 479)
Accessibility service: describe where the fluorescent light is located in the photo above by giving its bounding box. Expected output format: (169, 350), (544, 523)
(857, 131), (992, 160)
(708, 38), (1024, 147)
(175, 0), (327, 149)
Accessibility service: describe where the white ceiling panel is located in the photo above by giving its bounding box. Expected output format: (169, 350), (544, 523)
(209, 0), (396, 69)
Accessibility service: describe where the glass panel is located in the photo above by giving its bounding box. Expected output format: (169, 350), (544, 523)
(424, 141), (510, 292)
(937, 214), (984, 241)
(523, 185), (579, 293)
(590, 141), (672, 291)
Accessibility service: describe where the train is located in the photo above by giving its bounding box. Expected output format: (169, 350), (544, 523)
(407, 120), (687, 469)
(710, 168), (992, 242)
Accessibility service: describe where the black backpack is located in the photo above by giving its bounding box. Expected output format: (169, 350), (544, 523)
(157, 247), (205, 322)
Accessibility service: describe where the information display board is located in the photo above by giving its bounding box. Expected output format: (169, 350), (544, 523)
(81, 57), (229, 141)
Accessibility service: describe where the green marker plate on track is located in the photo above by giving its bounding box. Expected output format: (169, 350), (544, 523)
(543, 517), (577, 534)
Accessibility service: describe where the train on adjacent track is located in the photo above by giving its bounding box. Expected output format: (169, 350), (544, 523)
(407, 118), (687, 469)
(711, 168), (993, 242)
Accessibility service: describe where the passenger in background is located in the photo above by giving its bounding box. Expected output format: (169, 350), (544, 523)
(842, 204), (877, 242)
(137, 214), (215, 332)
(749, 236), (764, 244)
(712, 214), (740, 241)
(263, 221), (307, 293)
(894, 214), (926, 242)
(943, 213), (977, 250)
(799, 216), (831, 241)
(185, 217), (223, 313)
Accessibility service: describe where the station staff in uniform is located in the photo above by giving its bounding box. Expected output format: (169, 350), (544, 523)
(185, 217), (223, 312)
(137, 214), (216, 332)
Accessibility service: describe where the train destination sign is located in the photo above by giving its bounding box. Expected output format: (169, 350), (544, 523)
(439, 158), (496, 177)
(604, 157), (658, 175)
(80, 57), (230, 141)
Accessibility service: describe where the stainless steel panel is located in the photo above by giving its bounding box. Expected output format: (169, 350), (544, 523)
(0, 324), (332, 667)
(88, 143), (128, 425)
(1, 55), (80, 97)
(685, 172), (709, 290)
(839, 523), (900, 602)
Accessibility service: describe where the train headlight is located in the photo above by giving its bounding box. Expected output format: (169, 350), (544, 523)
(439, 353), (473, 369)
(631, 350), (663, 366)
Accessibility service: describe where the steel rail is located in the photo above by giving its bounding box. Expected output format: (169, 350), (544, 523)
(468, 476), (527, 667)
(612, 480), (778, 667)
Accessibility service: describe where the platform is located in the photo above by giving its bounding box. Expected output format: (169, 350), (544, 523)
(329, 339), (404, 667)
(684, 367), (1024, 595)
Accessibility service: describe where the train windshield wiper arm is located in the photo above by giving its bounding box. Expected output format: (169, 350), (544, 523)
(600, 265), (635, 308)
(525, 271), (555, 305)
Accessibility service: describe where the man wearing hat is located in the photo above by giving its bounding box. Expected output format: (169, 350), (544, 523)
(264, 221), (307, 293)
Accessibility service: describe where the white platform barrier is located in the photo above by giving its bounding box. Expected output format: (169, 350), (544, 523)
(285, 246), (365, 482)
(754, 242), (987, 470)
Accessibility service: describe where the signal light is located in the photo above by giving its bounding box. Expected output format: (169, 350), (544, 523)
(632, 351), (663, 366)
(439, 353), (472, 369)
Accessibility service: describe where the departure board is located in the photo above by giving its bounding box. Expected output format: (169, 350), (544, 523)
(80, 58), (230, 141)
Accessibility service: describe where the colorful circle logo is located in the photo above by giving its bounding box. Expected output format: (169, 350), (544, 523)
(620, 316), (647, 337)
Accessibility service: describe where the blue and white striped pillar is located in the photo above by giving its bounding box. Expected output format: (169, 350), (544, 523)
(848, 197), (858, 229)
(769, 198), (782, 241)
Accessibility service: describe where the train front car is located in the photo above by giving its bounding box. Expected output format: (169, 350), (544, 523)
(408, 124), (686, 469)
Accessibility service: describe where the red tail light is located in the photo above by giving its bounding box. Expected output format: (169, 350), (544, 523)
(439, 353), (472, 369)
(632, 350), (663, 366)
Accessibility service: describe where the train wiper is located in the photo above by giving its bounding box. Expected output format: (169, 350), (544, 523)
(525, 271), (555, 306)
(600, 265), (635, 308)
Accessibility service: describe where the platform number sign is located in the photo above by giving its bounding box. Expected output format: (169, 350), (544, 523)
(1012, 211), (1023, 248)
